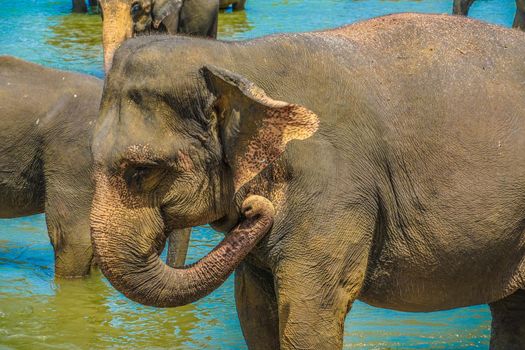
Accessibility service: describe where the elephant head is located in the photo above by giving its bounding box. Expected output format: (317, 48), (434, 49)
(90, 46), (319, 307)
(99, 0), (184, 72)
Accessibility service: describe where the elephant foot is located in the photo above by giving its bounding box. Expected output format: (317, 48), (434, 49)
(489, 289), (525, 350)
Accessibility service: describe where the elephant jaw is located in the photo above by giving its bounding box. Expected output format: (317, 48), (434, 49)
(90, 172), (275, 308)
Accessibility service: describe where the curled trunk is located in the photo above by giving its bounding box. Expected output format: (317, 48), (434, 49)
(91, 172), (274, 307)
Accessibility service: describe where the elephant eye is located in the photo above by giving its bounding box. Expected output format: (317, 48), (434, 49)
(124, 166), (151, 191)
(123, 161), (167, 192)
(131, 3), (141, 17)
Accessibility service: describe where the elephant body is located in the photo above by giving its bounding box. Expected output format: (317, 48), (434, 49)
(91, 14), (525, 349)
(99, 0), (219, 71)
(219, 0), (245, 11)
(453, 0), (525, 30)
(0, 56), (102, 277)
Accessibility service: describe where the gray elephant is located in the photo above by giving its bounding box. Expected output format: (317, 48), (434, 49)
(220, 0), (245, 11)
(453, 0), (525, 30)
(72, 0), (98, 13)
(90, 13), (525, 350)
(99, 0), (219, 71)
(0, 56), (190, 277)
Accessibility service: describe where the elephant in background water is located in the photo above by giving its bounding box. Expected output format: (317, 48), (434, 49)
(453, 0), (525, 30)
(99, 0), (219, 71)
(0, 56), (190, 278)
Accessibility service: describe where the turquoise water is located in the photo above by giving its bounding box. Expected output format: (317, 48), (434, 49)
(0, 0), (518, 348)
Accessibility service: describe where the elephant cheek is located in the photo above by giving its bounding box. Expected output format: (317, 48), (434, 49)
(100, 1), (134, 72)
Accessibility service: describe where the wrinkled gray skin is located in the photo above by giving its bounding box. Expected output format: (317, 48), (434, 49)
(91, 14), (525, 349)
(0, 56), (102, 277)
(100, 0), (219, 72)
(219, 0), (245, 11)
(453, 0), (525, 30)
(0, 56), (189, 278)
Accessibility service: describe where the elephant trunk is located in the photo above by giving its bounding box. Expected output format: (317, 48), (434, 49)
(90, 172), (274, 307)
(100, 1), (133, 72)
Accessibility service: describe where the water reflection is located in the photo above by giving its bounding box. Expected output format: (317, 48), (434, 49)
(218, 10), (255, 39)
(0, 269), (205, 349)
(46, 13), (103, 71)
(0, 220), (243, 349)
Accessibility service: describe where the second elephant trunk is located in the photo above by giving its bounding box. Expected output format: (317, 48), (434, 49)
(100, 1), (133, 72)
(91, 172), (274, 307)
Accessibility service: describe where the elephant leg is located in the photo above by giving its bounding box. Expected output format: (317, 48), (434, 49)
(72, 0), (87, 13)
(452, 0), (476, 15)
(235, 261), (280, 350)
(45, 169), (94, 278)
(46, 198), (93, 278)
(274, 213), (376, 349)
(208, 11), (219, 39)
(232, 0), (246, 11)
(166, 228), (191, 267)
(489, 289), (525, 350)
(513, 0), (525, 31)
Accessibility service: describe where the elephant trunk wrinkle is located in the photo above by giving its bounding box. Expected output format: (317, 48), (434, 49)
(91, 171), (275, 307)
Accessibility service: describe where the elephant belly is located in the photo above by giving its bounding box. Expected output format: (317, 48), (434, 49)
(359, 232), (525, 312)
(0, 176), (44, 218)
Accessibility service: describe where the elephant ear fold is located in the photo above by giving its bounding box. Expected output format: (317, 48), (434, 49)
(201, 65), (320, 192)
(152, 0), (183, 30)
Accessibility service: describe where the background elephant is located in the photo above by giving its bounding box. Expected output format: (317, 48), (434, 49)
(220, 0), (245, 11)
(91, 13), (525, 349)
(90, 13), (525, 349)
(453, 0), (525, 30)
(72, 0), (98, 13)
(99, 0), (219, 72)
(0, 56), (190, 278)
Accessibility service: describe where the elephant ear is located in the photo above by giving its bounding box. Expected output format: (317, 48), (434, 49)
(152, 0), (183, 31)
(201, 65), (320, 192)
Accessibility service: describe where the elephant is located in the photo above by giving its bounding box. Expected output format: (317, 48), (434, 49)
(99, 0), (219, 72)
(453, 0), (525, 30)
(89, 13), (525, 349)
(220, 0), (246, 11)
(0, 56), (190, 278)
(72, 0), (98, 13)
